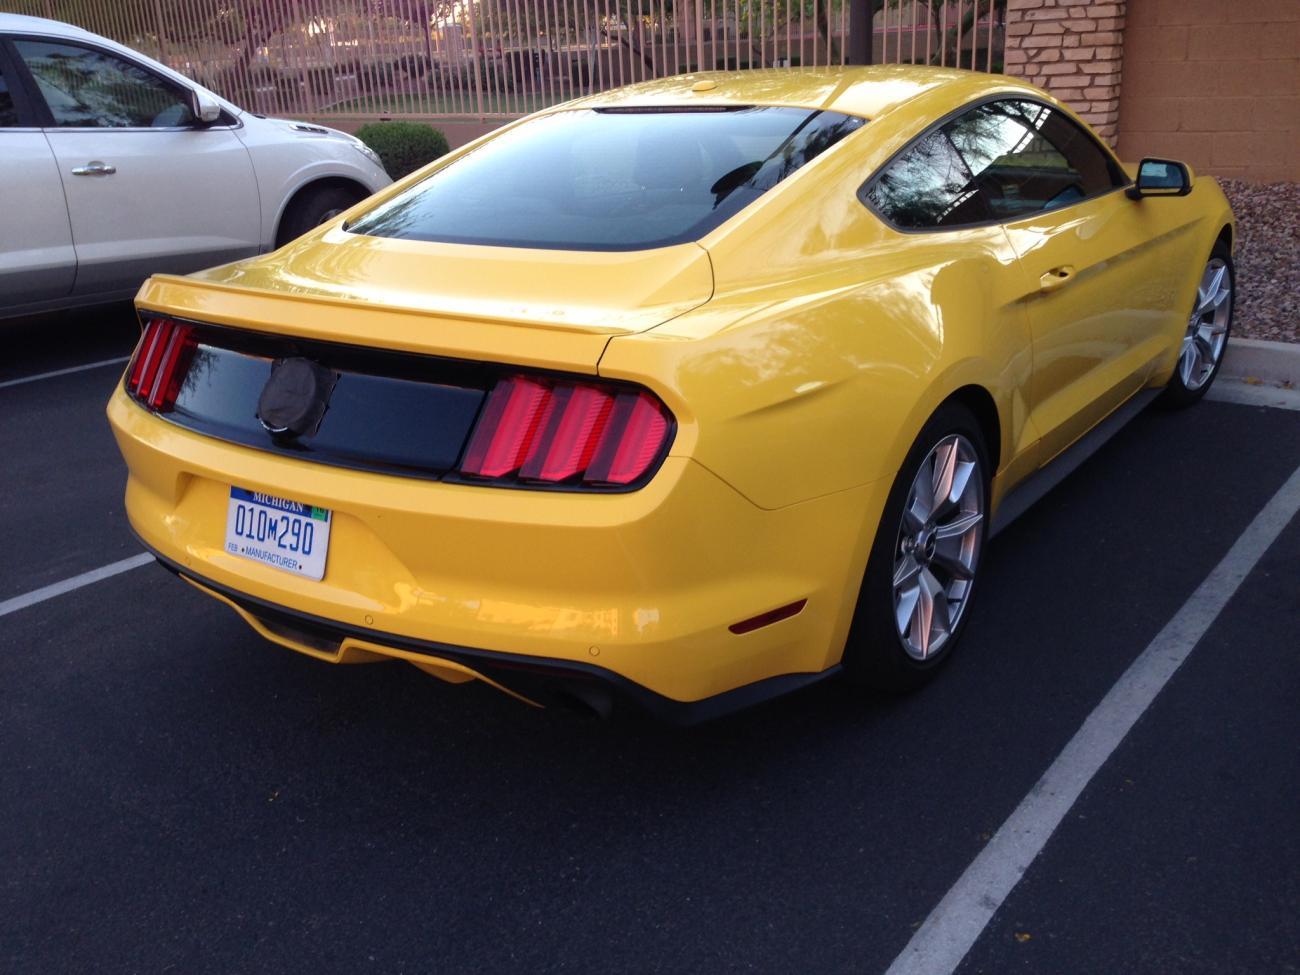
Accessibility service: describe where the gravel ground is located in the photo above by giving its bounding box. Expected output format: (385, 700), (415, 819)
(1218, 179), (1300, 344)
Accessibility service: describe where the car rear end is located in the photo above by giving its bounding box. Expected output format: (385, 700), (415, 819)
(107, 97), (877, 720)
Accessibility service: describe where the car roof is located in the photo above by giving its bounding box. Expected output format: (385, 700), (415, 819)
(0, 13), (98, 40)
(564, 65), (1040, 122)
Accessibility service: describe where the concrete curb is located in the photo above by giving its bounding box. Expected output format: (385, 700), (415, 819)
(1221, 337), (1299, 386)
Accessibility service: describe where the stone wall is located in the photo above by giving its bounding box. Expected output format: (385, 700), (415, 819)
(1003, 0), (1127, 145)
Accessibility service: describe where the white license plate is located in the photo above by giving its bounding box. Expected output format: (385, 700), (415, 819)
(224, 487), (331, 581)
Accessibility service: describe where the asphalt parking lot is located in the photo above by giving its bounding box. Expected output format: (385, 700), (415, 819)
(2, 306), (1297, 975)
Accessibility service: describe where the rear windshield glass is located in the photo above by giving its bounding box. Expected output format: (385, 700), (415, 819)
(347, 106), (865, 251)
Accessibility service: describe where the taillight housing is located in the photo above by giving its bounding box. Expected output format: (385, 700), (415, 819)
(125, 317), (197, 413)
(457, 374), (674, 490)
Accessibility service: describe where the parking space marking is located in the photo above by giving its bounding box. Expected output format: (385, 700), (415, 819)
(0, 356), (130, 391)
(885, 461), (1300, 975)
(0, 553), (154, 619)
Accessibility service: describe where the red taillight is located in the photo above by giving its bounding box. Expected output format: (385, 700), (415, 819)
(126, 318), (196, 413)
(459, 374), (672, 489)
(460, 375), (551, 478)
(585, 390), (671, 485)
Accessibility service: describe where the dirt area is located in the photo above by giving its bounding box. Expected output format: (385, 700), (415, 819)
(1219, 180), (1300, 344)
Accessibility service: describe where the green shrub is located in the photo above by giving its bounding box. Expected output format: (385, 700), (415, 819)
(355, 121), (450, 180)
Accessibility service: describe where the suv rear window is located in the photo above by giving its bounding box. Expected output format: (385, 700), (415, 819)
(347, 106), (865, 251)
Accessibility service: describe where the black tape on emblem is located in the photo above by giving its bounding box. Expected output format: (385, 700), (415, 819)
(256, 357), (339, 441)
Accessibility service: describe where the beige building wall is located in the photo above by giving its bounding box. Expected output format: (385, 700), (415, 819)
(1116, 0), (1299, 181)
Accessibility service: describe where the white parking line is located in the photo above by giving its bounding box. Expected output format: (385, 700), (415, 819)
(0, 356), (130, 391)
(0, 553), (155, 619)
(885, 461), (1300, 975)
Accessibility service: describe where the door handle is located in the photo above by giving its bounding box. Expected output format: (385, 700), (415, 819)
(71, 161), (116, 176)
(1038, 265), (1075, 293)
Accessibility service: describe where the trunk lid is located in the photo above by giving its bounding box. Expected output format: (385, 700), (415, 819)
(138, 227), (714, 372)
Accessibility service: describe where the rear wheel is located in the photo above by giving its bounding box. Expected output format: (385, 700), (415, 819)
(1160, 241), (1234, 407)
(844, 403), (989, 692)
(275, 184), (365, 247)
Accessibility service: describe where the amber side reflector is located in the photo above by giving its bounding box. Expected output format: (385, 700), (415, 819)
(729, 599), (808, 635)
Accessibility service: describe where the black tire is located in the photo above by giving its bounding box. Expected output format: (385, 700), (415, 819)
(275, 184), (365, 247)
(1159, 239), (1234, 408)
(842, 402), (991, 693)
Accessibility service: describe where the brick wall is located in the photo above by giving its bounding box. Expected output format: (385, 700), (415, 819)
(1116, 0), (1299, 182)
(1003, 0), (1128, 145)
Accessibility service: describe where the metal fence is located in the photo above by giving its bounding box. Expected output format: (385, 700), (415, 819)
(5, 0), (1004, 121)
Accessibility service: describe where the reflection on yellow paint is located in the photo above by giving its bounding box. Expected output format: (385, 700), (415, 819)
(474, 599), (622, 638)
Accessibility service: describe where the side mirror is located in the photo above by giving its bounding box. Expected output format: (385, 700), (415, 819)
(1126, 158), (1191, 200)
(188, 88), (223, 125)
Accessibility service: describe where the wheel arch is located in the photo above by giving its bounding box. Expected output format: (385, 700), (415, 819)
(943, 384), (1002, 475)
(273, 175), (372, 246)
(1215, 223), (1233, 253)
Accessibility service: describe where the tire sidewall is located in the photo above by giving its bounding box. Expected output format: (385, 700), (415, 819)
(277, 186), (364, 248)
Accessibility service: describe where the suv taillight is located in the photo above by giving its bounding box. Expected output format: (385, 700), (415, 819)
(458, 374), (673, 488)
(125, 318), (196, 412)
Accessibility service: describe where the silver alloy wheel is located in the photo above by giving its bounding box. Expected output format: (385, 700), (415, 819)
(892, 434), (984, 661)
(1179, 257), (1232, 391)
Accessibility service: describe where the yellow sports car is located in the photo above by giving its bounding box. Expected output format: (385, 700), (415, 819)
(108, 67), (1236, 722)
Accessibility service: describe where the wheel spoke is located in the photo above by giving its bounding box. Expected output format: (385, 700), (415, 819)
(934, 510), (982, 540)
(894, 554), (922, 589)
(911, 576), (934, 657)
(931, 538), (974, 580)
(918, 568), (951, 657)
(944, 460), (976, 513)
(1179, 336), (1197, 385)
(896, 584), (921, 639)
(1194, 333), (1217, 370)
(905, 455), (938, 529)
(930, 440), (958, 515)
(1198, 265), (1226, 315)
(903, 491), (929, 534)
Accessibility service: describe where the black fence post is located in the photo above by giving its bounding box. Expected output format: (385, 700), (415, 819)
(847, 0), (873, 65)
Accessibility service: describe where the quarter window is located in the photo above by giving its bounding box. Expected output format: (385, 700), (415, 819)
(13, 39), (195, 128)
(865, 99), (1126, 230)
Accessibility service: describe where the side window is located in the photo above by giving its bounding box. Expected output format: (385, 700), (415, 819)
(865, 99), (1126, 230)
(0, 58), (18, 127)
(970, 101), (1124, 217)
(13, 39), (195, 128)
(864, 127), (990, 229)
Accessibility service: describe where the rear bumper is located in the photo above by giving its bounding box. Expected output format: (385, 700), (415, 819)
(144, 545), (839, 724)
(108, 385), (887, 711)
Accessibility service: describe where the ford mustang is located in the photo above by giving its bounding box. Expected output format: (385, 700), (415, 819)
(107, 67), (1236, 722)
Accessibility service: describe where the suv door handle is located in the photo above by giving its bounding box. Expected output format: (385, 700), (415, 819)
(71, 161), (116, 176)
(1038, 265), (1075, 292)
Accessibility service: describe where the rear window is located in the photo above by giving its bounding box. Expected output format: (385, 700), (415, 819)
(347, 106), (865, 251)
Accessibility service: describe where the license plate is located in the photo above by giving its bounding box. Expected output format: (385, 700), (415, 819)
(224, 487), (331, 581)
